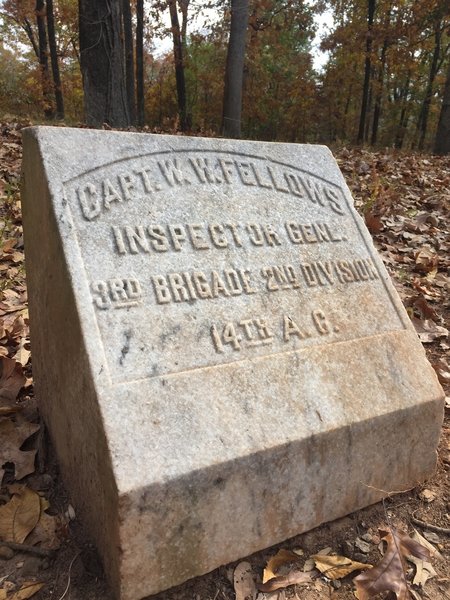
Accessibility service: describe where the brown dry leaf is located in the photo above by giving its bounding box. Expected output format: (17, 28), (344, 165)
(6, 316), (26, 342)
(410, 317), (449, 343)
(0, 485), (41, 543)
(311, 554), (371, 580)
(233, 562), (256, 600)
(408, 554), (436, 587)
(414, 247), (438, 274)
(411, 529), (443, 561)
(13, 340), (30, 368)
(263, 549), (302, 583)
(353, 528), (430, 600)
(418, 489), (436, 503)
(0, 418), (39, 480)
(0, 590), (6, 600)
(432, 359), (450, 385)
(404, 295), (440, 321)
(0, 358), (25, 404)
(8, 582), (44, 600)
(365, 211), (383, 234)
(25, 496), (61, 550)
(258, 569), (312, 592)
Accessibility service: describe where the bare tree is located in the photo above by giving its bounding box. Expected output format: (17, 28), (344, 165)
(357, 0), (376, 143)
(136, 0), (145, 126)
(168, 0), (188, 130)
(434, 60), (450, 155)
(122, 0), (136, 124)
(35, 0), (53, 118)
(222, 0), (249, 138)
(79, 0), (131, 126)
(46, 0), (64, 119)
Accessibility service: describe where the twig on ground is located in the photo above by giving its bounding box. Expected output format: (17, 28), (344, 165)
(56, 551), (81, 600)
(411, 514), (450, 535)
(0, 540), (54, 557)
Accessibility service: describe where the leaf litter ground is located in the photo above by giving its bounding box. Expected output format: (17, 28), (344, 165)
(0, 122), (449, 600)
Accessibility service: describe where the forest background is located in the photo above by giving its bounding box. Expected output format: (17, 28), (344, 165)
(0, 0), (449, 153)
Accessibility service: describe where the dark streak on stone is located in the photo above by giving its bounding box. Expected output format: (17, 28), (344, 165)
(120, 329), (132, 365)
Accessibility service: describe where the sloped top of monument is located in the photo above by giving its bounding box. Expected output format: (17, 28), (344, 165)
(22, 125), (343, 190)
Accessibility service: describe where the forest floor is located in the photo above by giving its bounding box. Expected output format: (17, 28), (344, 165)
(0, 121), (449, 600)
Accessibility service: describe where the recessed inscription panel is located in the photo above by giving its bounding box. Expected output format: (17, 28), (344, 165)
(63, 150), (405, 383)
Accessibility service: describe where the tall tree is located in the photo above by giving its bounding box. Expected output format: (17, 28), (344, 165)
(222, 0), (249, 138)
(370, 4), (391, 146)
(416, 16), (443, 150)
(178, 0), (189, 47)
(35, 0), (53, 118)
(79, 0), (131, 126)
(136, 0), (145, 126)
(168, 0), (188, 130)
(357, 0), (376, 143)
(434, 60), (450, 154)
(122, 0), (136, 124)
(46, 0), (64, 119)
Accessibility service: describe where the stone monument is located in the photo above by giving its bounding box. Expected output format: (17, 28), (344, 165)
(21, 127), (444, 600)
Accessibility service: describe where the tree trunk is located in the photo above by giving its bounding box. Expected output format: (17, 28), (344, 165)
(122, 0), (136, 124)
(46, 0), (64, 119)
(357, 0), (376, 143)
(136, 0), (145, 126)
(35, 0), (54, 119)
(371, 37), (388, 145)
(22, 17), (39, 58)
(364, 80), (373, 142)
(222, 0), (250, 138)
(79, 0), (130, 127)
(417, 20), (442, 150)
(434, 60), (450, 155)
(394, 74), (411, 149)
(168, 0), (188, 131)
(178, 0), (189, 47)
(342, 83), (353, 139)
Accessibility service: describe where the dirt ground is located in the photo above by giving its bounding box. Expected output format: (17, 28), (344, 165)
(0, 121), (449, 600)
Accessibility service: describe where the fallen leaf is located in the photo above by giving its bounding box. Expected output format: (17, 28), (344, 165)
(8, 582), (44, 600)
(258, 569), (312, 592)
(414, 247), (438, 274)
(365, 211), (383, 234)
(408, 554), (436, 587)
(432, 359), (450, 385)
(404, 295), (440, 321)
(0, 358), (25, 404)
(13, 340), (30, 368)
(0, 485), (41, 543)
(0, 418), (39, 480)
(263, 549), (301, 583)
(422, 531), (440, 544)
(411, 529), (444, 561)
(419, 489), (436, 503)
(311, 554), (371, 580)
(411, 317), (449, 343)
(25, 496), (61, 550)
(233, 562), (256, 600)
(353, 528), (430, 600)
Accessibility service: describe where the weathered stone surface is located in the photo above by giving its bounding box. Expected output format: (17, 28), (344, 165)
(21, 127), (443, 600)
